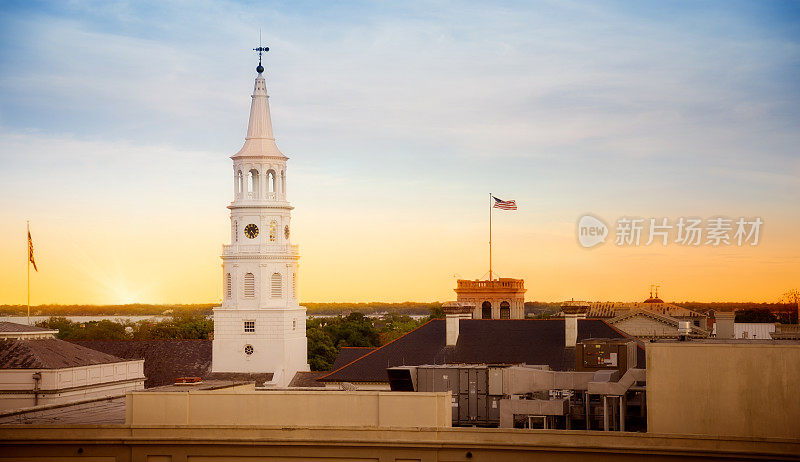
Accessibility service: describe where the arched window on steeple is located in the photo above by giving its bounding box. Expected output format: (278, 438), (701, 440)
(248, 169), (259, 198)
(281, 171), (286, 198)
(236, 170), (243, 196)
(267, 169), (277, 199)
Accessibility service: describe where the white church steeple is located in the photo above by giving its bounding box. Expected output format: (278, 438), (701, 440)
(211, 49), (309, 387)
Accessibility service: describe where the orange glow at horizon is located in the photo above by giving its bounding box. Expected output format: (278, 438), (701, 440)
(2, 207), (798, 306)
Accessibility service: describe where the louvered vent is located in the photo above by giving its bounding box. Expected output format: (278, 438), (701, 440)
(271, 273), (282, 298)
(244, 273), (255, 298)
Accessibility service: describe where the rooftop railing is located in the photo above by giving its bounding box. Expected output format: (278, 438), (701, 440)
(456, 279), (524, 290)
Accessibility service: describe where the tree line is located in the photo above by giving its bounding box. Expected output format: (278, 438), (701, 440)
(3, 302), (442, 316)
(6, 301), (795, 317)
(36, 309), (440, 372)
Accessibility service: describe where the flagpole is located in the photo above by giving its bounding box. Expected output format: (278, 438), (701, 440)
(27, 220), (30, 326)
(489, 193), (492, 281)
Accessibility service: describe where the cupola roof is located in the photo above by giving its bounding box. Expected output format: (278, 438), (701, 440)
(232, 68), (286, 160)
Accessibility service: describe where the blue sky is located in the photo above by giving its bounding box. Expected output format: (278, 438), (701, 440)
(1, 1), (799, 303)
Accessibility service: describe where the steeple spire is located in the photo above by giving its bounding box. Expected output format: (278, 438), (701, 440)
(233, 45), (285, 159)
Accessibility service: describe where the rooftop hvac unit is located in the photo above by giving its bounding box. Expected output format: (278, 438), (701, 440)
(575, 338), (637, 374)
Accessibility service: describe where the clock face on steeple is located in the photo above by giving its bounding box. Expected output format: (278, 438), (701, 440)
(244, 224), (259, 239)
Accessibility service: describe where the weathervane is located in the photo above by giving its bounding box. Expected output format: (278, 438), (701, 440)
(253, 45), (269, 74)
(253, 30), (269, 74)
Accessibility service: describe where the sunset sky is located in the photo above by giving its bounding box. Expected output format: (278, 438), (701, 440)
(1, 1), (799, 305)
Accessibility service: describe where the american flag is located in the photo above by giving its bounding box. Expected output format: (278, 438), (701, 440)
(493, 196), (517, 210)
(28, 229), (37, 272)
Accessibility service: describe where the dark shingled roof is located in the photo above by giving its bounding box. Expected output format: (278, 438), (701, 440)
(319, 319), (646, 383)
(0, 322), (56, 333)
(0, 339), (125, 369)
(288, 371), (328, 388)
(330, 347), (377, 371)
(70, 340), (211, 388)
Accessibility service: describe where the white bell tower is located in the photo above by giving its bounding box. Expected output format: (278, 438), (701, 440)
(211, 49), (308, 386)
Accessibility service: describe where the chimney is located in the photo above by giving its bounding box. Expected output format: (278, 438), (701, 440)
(446, 314), (460, 346)
(715, 311), (735, 339)
(442, 302), (474, 346)
(562, 301), (589, 347)
(678, 321), (691, 341)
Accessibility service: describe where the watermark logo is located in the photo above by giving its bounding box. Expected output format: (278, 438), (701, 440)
(577, 215), (609, 248)
(577, 215), (763, 248)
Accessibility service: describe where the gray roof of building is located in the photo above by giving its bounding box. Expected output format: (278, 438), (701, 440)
(319, 319), (646, 383)
(288, 371), (328, 388)
(0, 381), (252, 425)
(70, 339), (211, 388)
(0, 322), (56, 333)
(330, 347), (377, 371)
(0, 339), (126, 369)
(204, 372), (274, 385)
(0, 397), (126, 425)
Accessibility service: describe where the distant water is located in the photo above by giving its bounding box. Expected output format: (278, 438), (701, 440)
(2, 312), (428, 325)
(0, 315), (174, 325)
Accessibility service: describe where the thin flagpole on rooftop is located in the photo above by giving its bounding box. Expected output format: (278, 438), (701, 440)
(27, 220), (30, 326)
(489, 193), (492, 281)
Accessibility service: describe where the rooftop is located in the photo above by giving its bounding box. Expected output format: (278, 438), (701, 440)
(0, 338), (126, 369)
(70, 339), (211, 388)
(0, 322), (56, 333)
(586, 302), (706, 319)
(0, 381), (252, 425)
(0, 396), (126, 425)
(329, 347), (376, 372)
(288, 371), (328, 388)
(319, 319), (645, 383)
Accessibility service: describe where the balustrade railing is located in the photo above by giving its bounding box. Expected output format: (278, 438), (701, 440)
(239, 192), (279, 201)
(456, 279), (524, 290)
(222, 244), (300, 255)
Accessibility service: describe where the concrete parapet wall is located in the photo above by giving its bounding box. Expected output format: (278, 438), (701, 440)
(1, 425), (798, 461)
(647, 341), (800, 439)
(125, 390), (451, 427)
